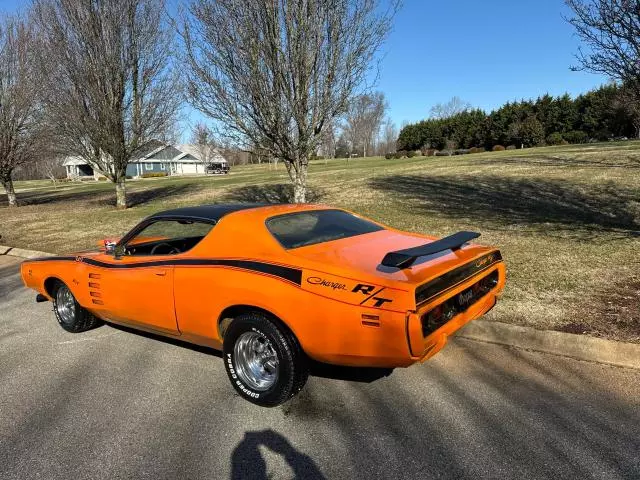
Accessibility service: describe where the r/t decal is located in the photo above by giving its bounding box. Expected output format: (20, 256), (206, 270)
(353, 283), (393, 307)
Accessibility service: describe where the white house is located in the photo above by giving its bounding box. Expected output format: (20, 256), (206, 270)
(63, 143), (229, 180)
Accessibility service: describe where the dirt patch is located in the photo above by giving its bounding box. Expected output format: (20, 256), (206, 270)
(570, 274), (640, 343)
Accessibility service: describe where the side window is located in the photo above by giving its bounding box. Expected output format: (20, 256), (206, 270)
(123, 219), (214, 256)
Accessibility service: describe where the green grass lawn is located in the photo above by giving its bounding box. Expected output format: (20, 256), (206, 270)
(2, 142), (639, 342)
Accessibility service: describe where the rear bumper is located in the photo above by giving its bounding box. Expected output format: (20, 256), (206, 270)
(406, 262), (506, 362)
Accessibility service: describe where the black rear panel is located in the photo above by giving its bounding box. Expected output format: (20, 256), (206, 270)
(415, 251), (502, 305)
(421, 271), (499, 336)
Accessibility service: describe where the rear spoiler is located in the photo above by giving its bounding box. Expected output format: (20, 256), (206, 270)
(381, 231), (480, 269)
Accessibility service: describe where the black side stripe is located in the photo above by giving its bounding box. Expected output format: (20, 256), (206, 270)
(29, 256), (77, 262)
(28, 256), (302, 286)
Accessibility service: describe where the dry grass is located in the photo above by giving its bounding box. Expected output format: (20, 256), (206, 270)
(2, 141), (640, 342)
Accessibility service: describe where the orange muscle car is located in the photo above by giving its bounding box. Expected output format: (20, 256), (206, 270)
(20, 204), (505, 406)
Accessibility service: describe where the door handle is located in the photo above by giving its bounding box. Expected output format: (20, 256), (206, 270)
(154, 270), (167, 277)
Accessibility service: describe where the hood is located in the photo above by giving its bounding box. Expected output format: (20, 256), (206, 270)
(287, 229), (496, 287)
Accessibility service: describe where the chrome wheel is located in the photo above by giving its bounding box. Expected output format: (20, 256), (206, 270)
(55, 285), (76, 325)
(233, 331), (279, 391)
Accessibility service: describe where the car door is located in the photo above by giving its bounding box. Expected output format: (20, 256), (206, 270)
(91, 256), (177, 334)
(89, 218), (215, 334)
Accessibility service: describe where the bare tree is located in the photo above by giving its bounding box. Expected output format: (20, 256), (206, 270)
(34, 0), (180, 209)
(191, 122), (219, 167)
(565, 1), (640, 137)
(319, 119), (337, 160)
(614, 85), (640, 138)
(429, 96), (471, 120)
(565, 1), (640, 82)
(381, 117), (398, 154)
(0, 14), (44, 207)
(39, 156), (65, 184)
(182, 0), (399, 203)
(343, 92), (387, 157)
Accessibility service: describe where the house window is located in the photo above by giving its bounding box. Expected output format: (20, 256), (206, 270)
(160, 163), (165, 171)
(145, 163), (153, 171)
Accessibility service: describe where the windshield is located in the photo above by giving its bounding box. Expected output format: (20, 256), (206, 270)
(266, 209), (384, 249)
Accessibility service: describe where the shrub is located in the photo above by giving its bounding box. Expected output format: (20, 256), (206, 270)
(396, 150), (407, 158)
(384, 153), (393, 159)
(98, 177), (108, 181)
(125, 175), (133, 180)
(454, 149), (470, 155)
(560, 139), (569, 145)
(142, 172), (168, 178)
(506, 145), (517, 150)
(469, 147), (486, 154)
(393, 152), (402, 159)
(563, 130), (588, 144)
(406, 150), (415, 158)
(423, 148), (438, 156)
(492, 145), (505, 151)
(546, 132), (564, 146)
(593, 129), (612, 141)
(435, 151), (451, 156)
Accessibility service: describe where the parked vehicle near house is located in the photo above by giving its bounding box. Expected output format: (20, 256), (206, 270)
(205, 162), (230, 174)
(20, 204), (505, 407)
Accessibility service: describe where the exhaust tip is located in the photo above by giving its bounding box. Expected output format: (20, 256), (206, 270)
(35, 294), (49, 303)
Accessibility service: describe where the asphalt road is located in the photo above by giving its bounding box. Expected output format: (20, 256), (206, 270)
(1, 254), (639, 480)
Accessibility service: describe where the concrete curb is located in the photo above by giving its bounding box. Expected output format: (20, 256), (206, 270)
(0, 245), (54, 259)
(456, 320), (640, 370)
(3, 244), (639, 369)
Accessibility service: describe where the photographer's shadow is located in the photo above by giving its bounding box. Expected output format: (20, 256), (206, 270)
(231, 429), (325, 480)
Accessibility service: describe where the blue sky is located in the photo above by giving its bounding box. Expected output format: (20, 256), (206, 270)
(2, 0), (609, 130)
(378, 0), (608, 125)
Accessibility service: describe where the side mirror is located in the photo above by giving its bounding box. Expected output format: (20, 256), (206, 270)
(104, 240), (117, 254)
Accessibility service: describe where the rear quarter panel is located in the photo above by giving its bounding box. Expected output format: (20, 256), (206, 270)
(174, 263), (415, 367)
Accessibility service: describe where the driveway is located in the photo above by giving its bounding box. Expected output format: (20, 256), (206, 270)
(0, 255), (639, 479)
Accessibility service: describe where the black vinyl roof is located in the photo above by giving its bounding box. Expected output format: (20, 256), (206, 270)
(149, 203), (267, 223)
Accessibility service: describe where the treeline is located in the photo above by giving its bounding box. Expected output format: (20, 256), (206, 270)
(397, 84), (638, 152)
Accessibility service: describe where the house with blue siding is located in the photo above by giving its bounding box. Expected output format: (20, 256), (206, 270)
(63, 143), (228, 180)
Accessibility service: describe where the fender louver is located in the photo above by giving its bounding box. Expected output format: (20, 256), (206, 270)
(381, 231), (481, 269)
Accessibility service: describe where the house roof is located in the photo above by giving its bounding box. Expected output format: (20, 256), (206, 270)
(63, 141), (227, 166)
(62, 142), (229, 166)
(63, 156), (89, 166)
(178, 144), (228, 164)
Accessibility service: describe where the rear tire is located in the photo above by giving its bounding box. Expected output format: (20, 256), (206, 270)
(51, 281), (102, 333)
(222, 312), (308, 407)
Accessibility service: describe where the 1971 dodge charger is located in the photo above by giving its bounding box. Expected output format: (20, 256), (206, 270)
(20, 204), (505, 406)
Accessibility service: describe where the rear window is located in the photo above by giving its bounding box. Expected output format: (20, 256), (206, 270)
(266, 209), (384, 249)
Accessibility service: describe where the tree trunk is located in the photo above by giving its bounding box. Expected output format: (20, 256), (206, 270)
(1, 176), (18, 207)
(115, 177), (127, 209)
(288, 160), (308, 203)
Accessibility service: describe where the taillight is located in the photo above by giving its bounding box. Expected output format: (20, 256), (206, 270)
(421, 270), (499, 336)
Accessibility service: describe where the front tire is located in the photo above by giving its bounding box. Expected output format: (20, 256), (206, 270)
(223, 312), (308, 407)
(52, 282), (102, 333)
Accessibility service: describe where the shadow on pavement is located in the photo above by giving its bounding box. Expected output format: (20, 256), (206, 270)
(231, 429), (325, 480)
(106, 322), (394, 383)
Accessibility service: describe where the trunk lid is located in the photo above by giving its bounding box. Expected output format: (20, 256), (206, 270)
(288, 229), (497, 287)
